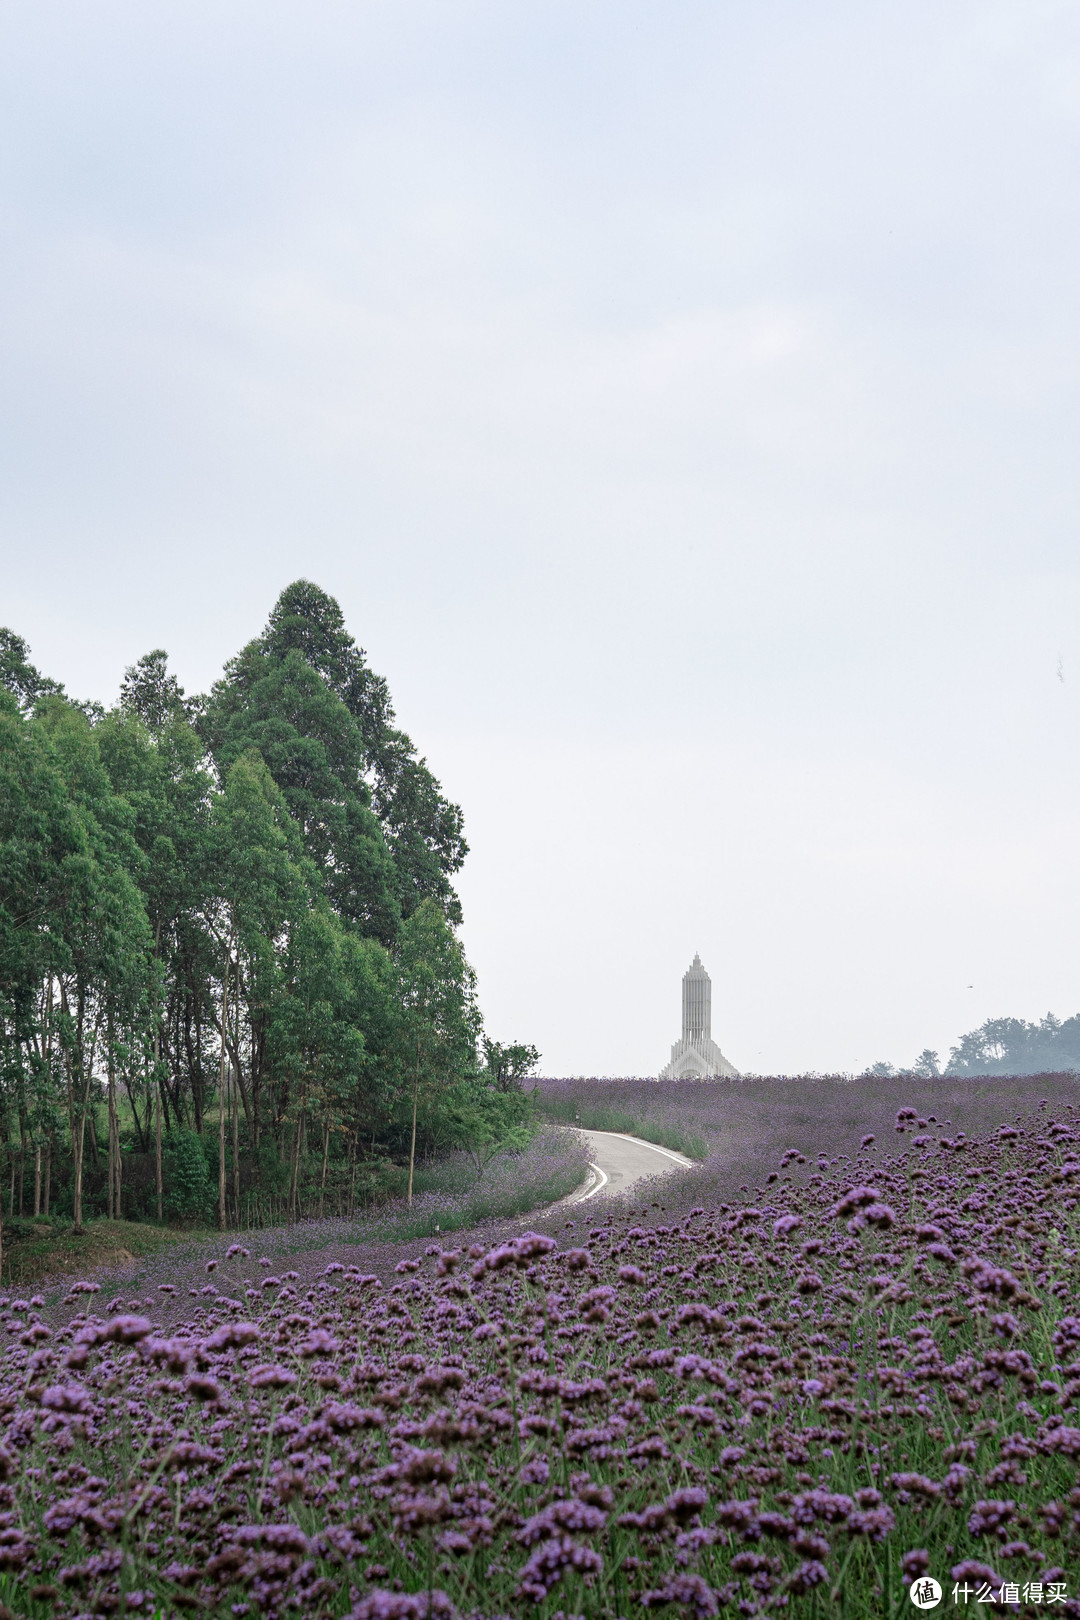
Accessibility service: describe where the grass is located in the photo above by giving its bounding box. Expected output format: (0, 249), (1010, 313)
(230, 1132), (593, 1261)
(0, 1216), (205, 1287)
(4, 1124), (590, 1292)
(26, 1127), (592, 1301)
(532, 1090), (709, 1159)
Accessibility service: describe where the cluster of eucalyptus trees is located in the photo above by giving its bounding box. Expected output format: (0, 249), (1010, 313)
(0, 582), (519, 1231)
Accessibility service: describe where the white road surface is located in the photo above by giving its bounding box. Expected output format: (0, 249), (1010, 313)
(566, 1129), (693, 1203)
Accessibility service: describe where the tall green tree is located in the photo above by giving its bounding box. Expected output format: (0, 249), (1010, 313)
(119, 648), (194, 731)
(481, 1038), (541, 1092)
(30, 698), (152, 1229)
(206, 750), (312, 1167)
(201, 648), (401, 945)
(97, 692), (214, 1209)
(204, 581), (467, 928)
(0, 630), (64, 713)
(0, 690), (82, 1230)
(0, 597), (531, 1240)
(394, 899), (481, 1204)
(267, 904), (383, 1218)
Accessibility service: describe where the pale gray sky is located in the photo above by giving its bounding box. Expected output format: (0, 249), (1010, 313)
(4, 1), (1080, 1074)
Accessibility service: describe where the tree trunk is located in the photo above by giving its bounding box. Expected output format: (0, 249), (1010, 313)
(63, 1039), (79, 1231)
(122, 1070), (147, 1152)
(111, 1086), (122, 1220)
(106, 1021), (118, 1221)
(154, 1025), (163, 1224)
(407, 1070), (419, 1207)
(151, 927), (163, 1218)
(72, 1130), (82, 1230)
(73, 1103), (87, 1232)
(319, 1121), (330, 1218)
(222, 982), (253, 1132)
(43, 1139), (51, 1218)
(217, 953), (230, 1232)
(250, 1023), (264, 1164)
(192, 999), (203, 1134)
(17, 1102), (27, 1217)
(289, 1109), (303, 1222)
(66, 986), (82, 1232)
(231, 1067), (241, 1220)
(33, 1142), (40, 1218)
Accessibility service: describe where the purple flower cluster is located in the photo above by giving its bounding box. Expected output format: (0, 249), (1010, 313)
(0, 1096), (1076, 1616)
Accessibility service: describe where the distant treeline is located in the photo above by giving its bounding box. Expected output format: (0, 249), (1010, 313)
(0, 580), (537, 1231)
(864, 1012), (1080, 1080)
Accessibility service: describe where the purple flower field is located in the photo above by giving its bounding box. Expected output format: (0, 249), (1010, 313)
(534, 1073), (1080, 1203)
(0, 1090), (1078, 1618)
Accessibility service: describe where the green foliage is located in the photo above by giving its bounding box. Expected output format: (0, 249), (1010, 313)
(0, 689), (80, 1014)
(261, 580), (468, 923)
(438, 1077), (536, 1177)
(395, 899), (481, 1082)
(162, 1130), (214, 1222)
(0, 585), (537, 1234)
(481, 1037), (540, 1091)
(200, 580), (465, 936)
(0, 629), (63, 712)
(947, 1011), (1080, 1075)
(118, 648), (193, 730)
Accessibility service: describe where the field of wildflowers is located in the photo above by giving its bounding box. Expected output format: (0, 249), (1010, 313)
(0, 1088), (1077, 1618)
(533, 1074), (1080, 1201)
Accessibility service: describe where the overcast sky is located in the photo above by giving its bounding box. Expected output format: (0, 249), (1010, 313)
(4, 0), (1080, 1075)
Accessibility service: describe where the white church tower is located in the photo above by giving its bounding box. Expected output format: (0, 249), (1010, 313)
(659, 954), (739, 1079)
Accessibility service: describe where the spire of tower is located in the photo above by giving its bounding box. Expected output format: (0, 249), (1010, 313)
(682, 955), (711, 1040)
(659, 954), (739, 1079)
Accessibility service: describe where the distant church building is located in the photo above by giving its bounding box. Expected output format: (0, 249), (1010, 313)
(659, 954), (739, 1079)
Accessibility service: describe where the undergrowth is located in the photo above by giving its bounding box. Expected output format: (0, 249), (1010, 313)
(0, 1218), (206, 1286)
(40, 1128), (592, 1302)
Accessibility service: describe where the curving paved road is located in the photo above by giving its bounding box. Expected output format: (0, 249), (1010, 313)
(566, 1129), (693, 1203)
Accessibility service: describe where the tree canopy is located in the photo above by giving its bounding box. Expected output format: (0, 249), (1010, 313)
(946, 1013), (1080, 1076)
(0, 583), (532, 1231)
